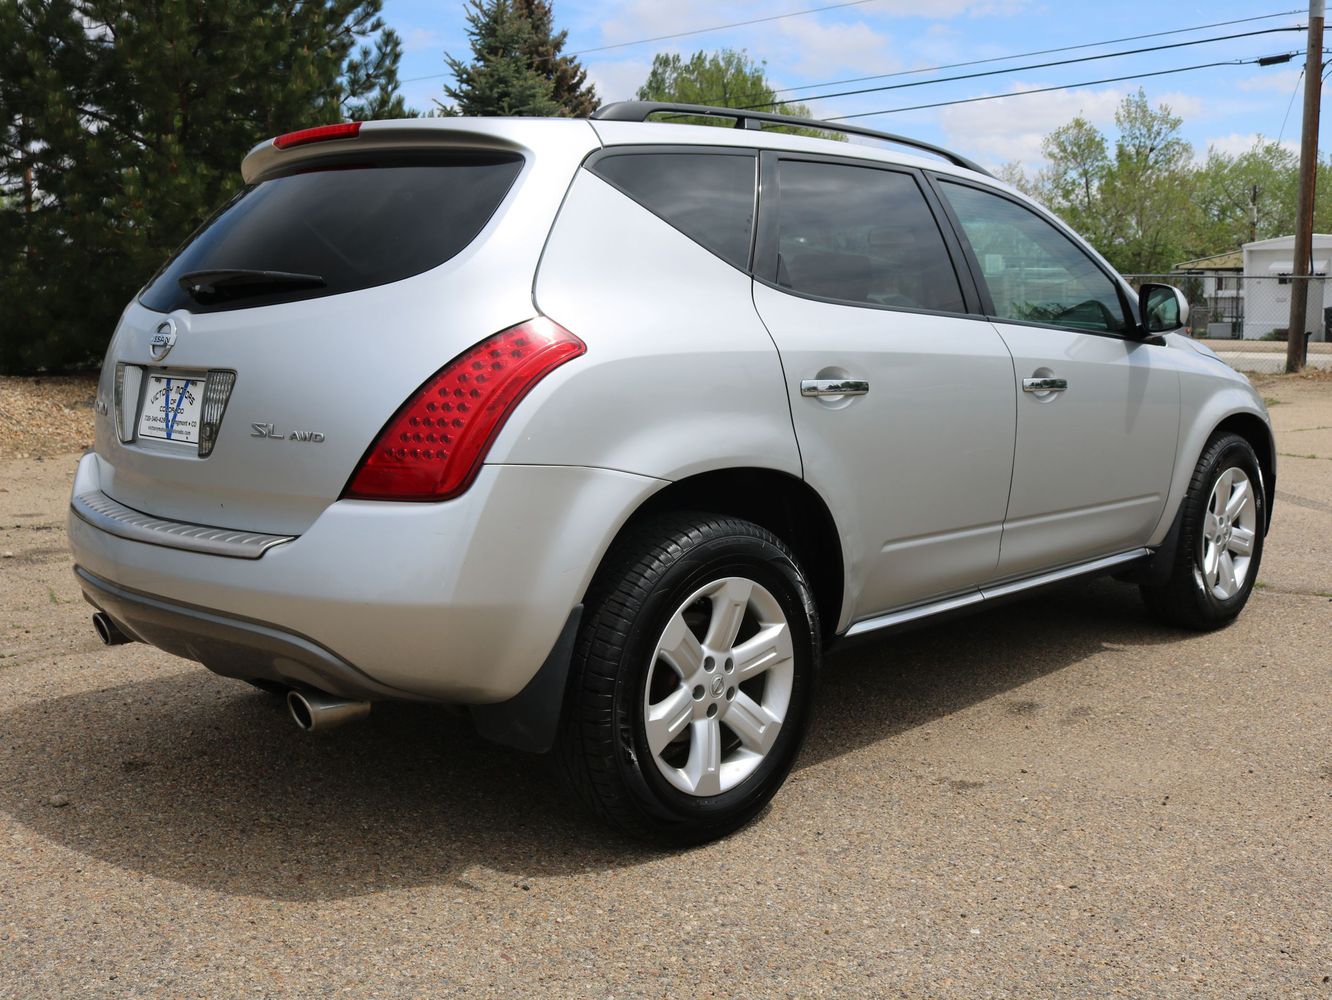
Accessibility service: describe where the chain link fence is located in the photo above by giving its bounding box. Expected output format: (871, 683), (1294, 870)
(1124, 273), (1332, 375)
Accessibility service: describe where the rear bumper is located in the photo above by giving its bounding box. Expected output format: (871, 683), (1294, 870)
(68, 451), (662, 702)
(76, 566), (412, 701)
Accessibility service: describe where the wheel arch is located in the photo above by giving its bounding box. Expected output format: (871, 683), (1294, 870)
(1212, 411), (1276, 531)
(609, 467), (846, 640)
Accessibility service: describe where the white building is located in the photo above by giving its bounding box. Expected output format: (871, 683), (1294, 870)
(1174, 250), (1243, 339)
(1240, 234), (1332, 341)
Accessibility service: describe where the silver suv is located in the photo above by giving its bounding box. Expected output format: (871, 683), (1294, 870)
(69, 103), (1275, 843)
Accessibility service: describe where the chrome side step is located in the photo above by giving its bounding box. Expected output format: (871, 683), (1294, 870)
(844, 548), (1151, 638)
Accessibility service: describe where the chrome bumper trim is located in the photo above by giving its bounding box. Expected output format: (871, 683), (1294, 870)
(71, 490), (295, 560)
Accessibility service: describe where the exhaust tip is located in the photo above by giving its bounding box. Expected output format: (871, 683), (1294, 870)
(92, 612), (132, 646)
(286, 689), (370, 732)
(287, 690), (315, 731)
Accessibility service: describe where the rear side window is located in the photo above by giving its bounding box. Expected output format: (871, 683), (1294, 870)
(938, 181), (1129, 334)
(140, 152), (524, 313)
(589, 151), (756, 269)
(768, 159), (965, 313)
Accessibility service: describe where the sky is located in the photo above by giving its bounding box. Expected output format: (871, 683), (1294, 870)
(379, 0), (1324, 173)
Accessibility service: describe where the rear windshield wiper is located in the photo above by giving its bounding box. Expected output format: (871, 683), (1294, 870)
(178, 269), (326, 302)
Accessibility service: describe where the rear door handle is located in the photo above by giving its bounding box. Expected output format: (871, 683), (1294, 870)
(801, 378), (869, 397)
(1022, 377), (1068, 393)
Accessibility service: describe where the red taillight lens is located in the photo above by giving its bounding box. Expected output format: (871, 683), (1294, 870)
(273, 122), (362, 150)
(344, 318), (585, 502)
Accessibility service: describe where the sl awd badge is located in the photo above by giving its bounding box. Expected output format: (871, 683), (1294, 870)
(251, 422), (326, 443)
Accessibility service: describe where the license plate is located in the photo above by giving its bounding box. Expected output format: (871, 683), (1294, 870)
(137, 374), (205, 444)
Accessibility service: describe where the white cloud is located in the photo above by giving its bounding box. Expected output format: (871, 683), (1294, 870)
(585, 58), (655, 103)
(938, 83), (1125, 168)
(1202, 133), (1299, 158)
(1238, 68), (1305, 94)
(774, 18), (898, 79)
(402, 27), (441, 54)
(576, 0), (1031, 54)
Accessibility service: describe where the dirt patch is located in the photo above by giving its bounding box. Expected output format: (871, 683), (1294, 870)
(0, 375), (99, 460)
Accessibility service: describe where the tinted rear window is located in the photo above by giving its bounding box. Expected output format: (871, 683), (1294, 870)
(140, 152), (524, 313)
(589, 151), (756, 269)
(769, 159), (965, 313)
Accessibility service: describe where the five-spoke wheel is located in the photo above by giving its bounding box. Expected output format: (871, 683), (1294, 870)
(559, 514), (817, 844)
(1141, 432), (1266, 630)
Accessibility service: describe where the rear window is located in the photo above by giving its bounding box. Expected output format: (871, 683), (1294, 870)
(589, 151), (756, 269)
(140, 152), (524, 313)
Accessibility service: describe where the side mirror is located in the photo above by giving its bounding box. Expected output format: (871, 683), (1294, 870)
(1137, 283), (1189, 334)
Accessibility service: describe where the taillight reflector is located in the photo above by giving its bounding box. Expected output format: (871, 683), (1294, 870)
(273, 122), (362, 150)
(343, 318), (585, 502)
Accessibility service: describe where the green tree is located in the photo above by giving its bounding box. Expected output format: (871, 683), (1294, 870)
(1192, 139), (1299, 253)
(0, 0), (411, 372)
(1100, 89), (1194, 272)
(514, 0), (598, 117)
(439, 0), (595, 117)
(635, 49), (823, 136)
(345, 27), (415, 120)
(1038, 116), (1110, 244)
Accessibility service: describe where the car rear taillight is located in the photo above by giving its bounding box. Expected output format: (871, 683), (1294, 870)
(273, 122), (362, 150)
(343, 318), (585, 502)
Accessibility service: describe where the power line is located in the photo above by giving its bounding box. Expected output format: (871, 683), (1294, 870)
(568, 0), (877, 55)
(400, 0), (882, 81)
(770, 9), (1304, 95)
(744, 26), (1301, 110)
(824, 53), (1300, 121)
(1278, 66), (1306, 146)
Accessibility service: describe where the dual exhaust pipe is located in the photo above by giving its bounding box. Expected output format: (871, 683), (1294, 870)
(90, 613), (369, 732)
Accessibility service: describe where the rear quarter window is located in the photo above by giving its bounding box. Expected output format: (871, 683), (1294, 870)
(588, 150), (757, 270)
(140, 152), (524, 313)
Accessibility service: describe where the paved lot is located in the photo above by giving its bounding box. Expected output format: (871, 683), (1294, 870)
(1, 376), (1329, 998)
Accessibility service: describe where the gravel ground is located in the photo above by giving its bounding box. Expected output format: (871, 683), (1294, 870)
(0, 375), (98, 460)
(0, 376), (1329, 998)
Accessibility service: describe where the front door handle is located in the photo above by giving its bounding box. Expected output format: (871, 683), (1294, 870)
(1022, 377), (1068, 393)
(801, 378), (869, 397)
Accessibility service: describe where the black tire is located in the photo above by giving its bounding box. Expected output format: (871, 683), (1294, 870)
(1140, 432), (1266, 630)
(558, 512), (819, 845)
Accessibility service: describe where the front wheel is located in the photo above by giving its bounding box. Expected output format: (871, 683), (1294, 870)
(1141, 432), (1266, 630)
(558, 513), (819, 844)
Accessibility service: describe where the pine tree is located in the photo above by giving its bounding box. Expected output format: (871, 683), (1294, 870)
(439, 0), (596, 117)
(0, 0), (412, 372)
(514, 0), (598, 117)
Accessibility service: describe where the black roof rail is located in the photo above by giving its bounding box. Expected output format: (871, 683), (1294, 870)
(590, 101), (992, 177)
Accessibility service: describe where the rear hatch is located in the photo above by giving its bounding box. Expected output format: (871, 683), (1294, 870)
(95, 119), (597, 535)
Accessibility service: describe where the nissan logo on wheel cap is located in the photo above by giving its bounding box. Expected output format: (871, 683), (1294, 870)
(150, 320), (177, 361)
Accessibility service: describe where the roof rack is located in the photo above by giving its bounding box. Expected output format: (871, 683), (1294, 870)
(591, 101), (991, 177)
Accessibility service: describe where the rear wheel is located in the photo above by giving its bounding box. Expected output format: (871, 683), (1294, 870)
(558, 513), (818, 844)
(1141, 432), (1265, 630)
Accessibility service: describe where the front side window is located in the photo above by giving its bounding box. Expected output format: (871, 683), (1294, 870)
(939, 181), (1129, 334)
(768, 159), (965, 312)
(589, 151), (756, 269)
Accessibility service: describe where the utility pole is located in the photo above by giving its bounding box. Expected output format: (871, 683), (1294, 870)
(1286, 0), (1324, 373)
(1249, 184), (1259, 246)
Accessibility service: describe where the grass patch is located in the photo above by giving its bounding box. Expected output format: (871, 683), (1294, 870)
(1263, 397), (1283, 407)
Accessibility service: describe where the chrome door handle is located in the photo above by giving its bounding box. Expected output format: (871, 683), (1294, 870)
(801, 378), (869, 397)
(1023, 377), (1068, 393)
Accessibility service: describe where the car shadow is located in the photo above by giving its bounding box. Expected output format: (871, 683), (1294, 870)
(0, 577), (1183, 901)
